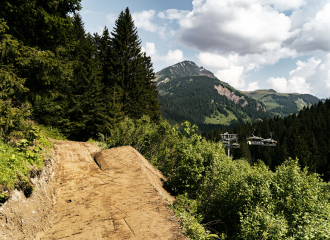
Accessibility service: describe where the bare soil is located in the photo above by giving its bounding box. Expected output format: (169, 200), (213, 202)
(1, 140), (186, 239)
(0, 153), (56, 239)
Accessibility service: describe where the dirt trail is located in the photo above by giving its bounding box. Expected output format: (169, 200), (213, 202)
(36, 141), (186, 240)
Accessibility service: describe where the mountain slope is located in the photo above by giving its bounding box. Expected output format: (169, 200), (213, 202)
(243, 89), (320, 116)
(158, 75), (273, 132)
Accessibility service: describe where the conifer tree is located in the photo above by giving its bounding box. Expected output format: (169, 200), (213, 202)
(63, 15), (117, 140)
(98, 27), (125, 133)
(110, 7), (160, 121)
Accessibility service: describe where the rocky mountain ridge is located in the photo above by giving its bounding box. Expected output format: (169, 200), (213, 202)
(156, 60), (218, 84)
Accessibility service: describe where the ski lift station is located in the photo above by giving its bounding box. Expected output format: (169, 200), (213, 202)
(220, 130), (277, 158)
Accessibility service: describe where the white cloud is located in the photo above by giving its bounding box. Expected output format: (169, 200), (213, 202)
(287, 76), (311, 93)
(273, 55), (330, 97)
(157, 26), (168, 39)
(289, 57), (321, 78)
(215, 66), (245, 89)
(161, 50), (185, 65)
(291, 3), (330, 52)
(265, 57), (321, 94)
(158, 9), (190, 20)
(303, 53), (330, 97)
(131, 10), (176, 39)
(266, 76), (311, 93)
(132, 10), (158, 32)
(266, 77), (289, 92)
(142, 42), (157, 56)
(246, 81), (260, 91)
(106, 13), (117, 24)
(142, 42), (184, 66)
(195, 49), (297, 91)
(82, 10), (99, 15)
(87, 26), (104, 35)
(178, 0), (293, 54)
(198, 53), (230, 69)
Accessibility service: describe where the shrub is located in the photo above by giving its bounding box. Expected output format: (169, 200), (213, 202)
(108, 116), (330, 239)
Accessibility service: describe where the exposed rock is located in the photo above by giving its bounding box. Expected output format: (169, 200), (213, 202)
(257, 103), (267, 112)
(215, 85), (248, 107)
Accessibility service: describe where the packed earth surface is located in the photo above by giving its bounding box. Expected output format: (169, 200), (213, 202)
(0, 141), (187, 239)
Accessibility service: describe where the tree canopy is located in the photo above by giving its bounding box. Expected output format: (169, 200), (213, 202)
(0, 6), (160, 140)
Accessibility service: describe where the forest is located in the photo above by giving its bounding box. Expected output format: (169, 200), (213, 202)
(203, 100), (330, 181)
(0, 0), (160, 141)
(1, 1), (330, 239)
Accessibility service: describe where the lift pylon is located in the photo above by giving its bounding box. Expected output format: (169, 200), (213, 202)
(220, 132), (240, 158)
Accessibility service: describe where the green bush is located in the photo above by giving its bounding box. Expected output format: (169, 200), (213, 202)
(0, 122), (64, 201)
(35, 124), (67, 140)
(171, 194), (221, 240)
(108, 116), (330, 239)
(0, 140), (41, 195)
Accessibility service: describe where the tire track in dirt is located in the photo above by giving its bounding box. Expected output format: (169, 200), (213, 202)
(36, 141), (186, 240)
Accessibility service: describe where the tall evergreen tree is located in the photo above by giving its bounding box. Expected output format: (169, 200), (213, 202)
(110, 7), (160, 121)
(95, 27), (124, 133)
(63, 14), (122, 140)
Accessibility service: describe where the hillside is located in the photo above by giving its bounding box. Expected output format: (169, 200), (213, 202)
(158, 74), (273, 132)
(243, 89), (320, 116)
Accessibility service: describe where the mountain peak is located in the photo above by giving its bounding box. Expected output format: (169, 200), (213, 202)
(156, 60), (217, 80)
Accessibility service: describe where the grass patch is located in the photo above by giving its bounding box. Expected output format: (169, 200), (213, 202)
(35, 124), (67, 140)
(205, 109), (238, 125)
(245, 90), (290, 100)
(0, 139), (43, 198)
(158, 90), (169, 96)
(0, 123), (65, 202)
(263, 101), (281, 110)
(295, 98), (309, 111)
(87, 133), (108, 150)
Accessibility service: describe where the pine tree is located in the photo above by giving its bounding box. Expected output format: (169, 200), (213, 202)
(98, 27), (124, 133)
(110, 7), (160, 121)
(63, 15), (116, 140)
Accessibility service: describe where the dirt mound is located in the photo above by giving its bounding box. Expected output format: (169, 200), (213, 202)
(30, 141), (185, 239)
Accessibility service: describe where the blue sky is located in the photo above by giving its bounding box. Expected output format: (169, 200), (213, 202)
(80, 0), (330, 98)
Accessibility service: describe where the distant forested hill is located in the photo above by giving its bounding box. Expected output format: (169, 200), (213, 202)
(158, 75), (273, 132)
(243, 89), (320, 116)
(203, 99), (330, 181)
